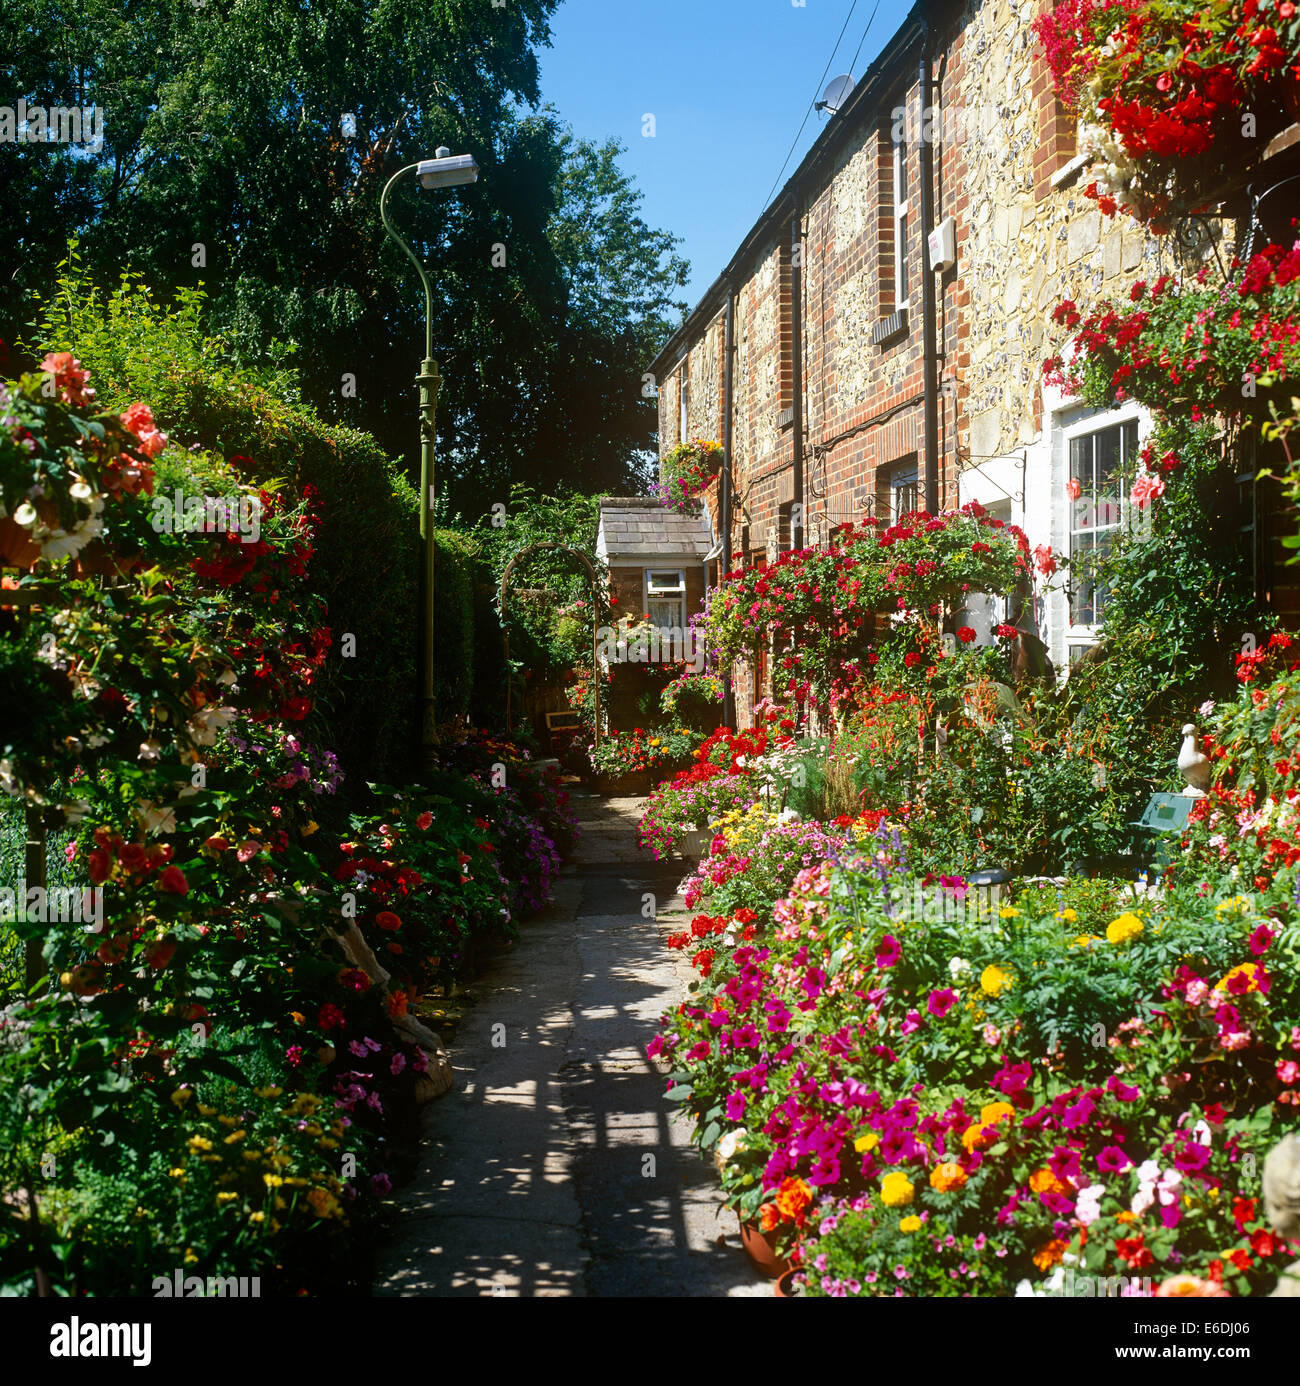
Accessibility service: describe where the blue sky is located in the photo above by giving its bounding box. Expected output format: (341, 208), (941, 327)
(538, 0), (915, 314)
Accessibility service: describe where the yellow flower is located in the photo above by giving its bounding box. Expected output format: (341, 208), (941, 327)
(1058, 908), (1078, 922)
(187, 1136), (214, 1153)
(880, 1171), (915, 1207)
(168, 1167), (187, 1179)
(224, 1130), (247, 1145)
(1215, 895), (1252, 919)
(218, 1114), (238, 1127)
(1217, 962), (1262, 994)
(248, 1211), (266, 1223)
(980, 964), (1013, 997)
(302, 820), (319, 836)
(899, 1215), (922, 1233)
(196, 1103), (218, 1117)
(183, 1248), (199, 1265)
(980, 1102), (1016, 1127)
(169, 1088), (192, 1108)
(854, 1132), (880, 1153)
(289, 1011), (305, 1026)
(263, 1173), (284, 1188)
(1073, 934), (1100, 948)
(1106, 912), (1145, 945)
(998, 906), (1020, 919)
(306, 1187), (342, 1219)
(215, 1192), (238, 1204)
(254, 1085), (283, 1099)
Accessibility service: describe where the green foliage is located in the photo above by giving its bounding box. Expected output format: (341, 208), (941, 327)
(26, 253), (422, 780)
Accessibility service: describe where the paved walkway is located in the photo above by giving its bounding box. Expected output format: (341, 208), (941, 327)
(372, 786), (769, 1297)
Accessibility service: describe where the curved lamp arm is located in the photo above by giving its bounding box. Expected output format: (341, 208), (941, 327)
(380, 163), (434, 362)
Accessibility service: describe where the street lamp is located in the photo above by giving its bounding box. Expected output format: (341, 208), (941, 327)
(379, 146), (479, 771)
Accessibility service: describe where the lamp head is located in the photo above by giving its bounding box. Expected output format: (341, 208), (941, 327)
(418, 150), (479, 189)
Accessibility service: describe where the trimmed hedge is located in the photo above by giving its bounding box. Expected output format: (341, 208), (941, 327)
(27, 256), (428, 780)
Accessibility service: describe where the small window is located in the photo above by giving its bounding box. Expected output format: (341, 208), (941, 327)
(878, 456), (919, 523)
(1068, 419), (1139, 627)
(893, 129), (910, 309)
(678, 381), (690, 446)
(645, 569), (686, 633)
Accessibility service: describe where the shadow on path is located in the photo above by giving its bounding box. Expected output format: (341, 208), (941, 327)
(372, 786), (768, 1297)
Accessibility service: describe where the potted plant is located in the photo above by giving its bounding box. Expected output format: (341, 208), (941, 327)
(656, 438), (723, 515)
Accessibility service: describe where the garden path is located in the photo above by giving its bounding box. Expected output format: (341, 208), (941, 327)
(372, 785), (769, 1297)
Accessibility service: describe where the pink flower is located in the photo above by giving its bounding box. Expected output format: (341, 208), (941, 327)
(1185, 979), (1209, 1006)
(875, 935), (901, 969)
(927, 988), (958, 1018)
(120, 401), (168, 458)
(1065, 477), (1082, 501)
(41, 351), (95, 405)
(1277, 1060), (1300, 1085)
(1130, 474), (1165, 509)
(900, 1008), (923, 1036)
(1033, 544), (1056, 577)
(158, 865), (189, 895)
(417, 811), (433, 830)
(1248, 924), (1275, 956)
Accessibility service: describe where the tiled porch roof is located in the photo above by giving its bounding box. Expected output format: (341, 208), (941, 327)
(596, 497), (714, 561)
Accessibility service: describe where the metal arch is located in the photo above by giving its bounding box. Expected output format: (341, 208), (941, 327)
(498, 541), (603, 747)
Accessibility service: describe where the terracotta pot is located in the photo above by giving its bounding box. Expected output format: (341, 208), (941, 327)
(774, 1268), (801, 1297)
(0, 516), (40, 570)
(739, 1219), (790, 1278)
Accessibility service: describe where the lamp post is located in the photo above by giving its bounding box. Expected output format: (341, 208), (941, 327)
(379, 146), (479, 772)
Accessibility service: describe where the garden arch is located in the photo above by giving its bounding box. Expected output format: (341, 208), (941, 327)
(498, 541), (603, 747)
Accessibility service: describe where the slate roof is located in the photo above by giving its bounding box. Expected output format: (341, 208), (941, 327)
(596, 497), (714, 562)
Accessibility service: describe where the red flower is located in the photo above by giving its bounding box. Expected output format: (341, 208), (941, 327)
(158, 866), (189, 895)
(957, 626), (976, 643)
(318, 1002), (346, 1031)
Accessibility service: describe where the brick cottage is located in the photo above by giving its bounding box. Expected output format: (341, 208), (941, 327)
(647, 0), (1300, 728)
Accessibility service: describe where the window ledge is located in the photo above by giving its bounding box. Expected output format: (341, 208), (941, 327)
(872, 308), (909, 346)
(1050, 151), (1091, 191)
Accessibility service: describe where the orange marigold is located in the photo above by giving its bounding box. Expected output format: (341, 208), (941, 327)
(1029, 1166), (1069, 1198)
(929, 1162), (968, 1193)
(775, 1176), (814, 1221)
(1033, 1238), (1069, 1271)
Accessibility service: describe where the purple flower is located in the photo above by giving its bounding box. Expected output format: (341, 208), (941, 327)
(1105, 1075), (1140, 1102)
(725, 1091), (747, 1121)
(875, 935), (901, 968)
(1097, 1145), (1131, 1173)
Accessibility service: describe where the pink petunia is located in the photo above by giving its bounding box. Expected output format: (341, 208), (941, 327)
(927, 988), (958, 1019)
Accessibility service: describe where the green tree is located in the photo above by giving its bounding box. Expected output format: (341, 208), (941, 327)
(0, 0), (686, 514)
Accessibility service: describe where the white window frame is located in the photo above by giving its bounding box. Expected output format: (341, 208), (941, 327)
(1062, 410), (1142, 648)
(888, 460), (919, 522)
(678, 380), (690, 447)
(645, 568), (687, 633)
(892, 130), (910, 310)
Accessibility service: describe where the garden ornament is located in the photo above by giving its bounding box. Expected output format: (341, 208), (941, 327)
(1176, 724), (1210, 797)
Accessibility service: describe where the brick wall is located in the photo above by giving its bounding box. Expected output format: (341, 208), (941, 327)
(655, 0), (1250, 722)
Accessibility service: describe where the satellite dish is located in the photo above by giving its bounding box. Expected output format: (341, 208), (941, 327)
(816, 74), (855, 115)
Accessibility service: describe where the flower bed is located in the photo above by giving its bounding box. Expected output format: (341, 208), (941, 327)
(643, 644), (1300, 1296)
(0, 356), (576, 1294)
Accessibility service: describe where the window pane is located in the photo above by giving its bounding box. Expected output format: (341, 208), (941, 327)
(1071, 530), (1095, 625)
(647, 598), (684, 630)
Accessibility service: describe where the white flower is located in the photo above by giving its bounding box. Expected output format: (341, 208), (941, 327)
(717, 1129), (747, 1162)
(12, 501), (37, 527)
(138, 740), (162, 762)
(948, 956), (971, 980)
(137, 800), (178, 834)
